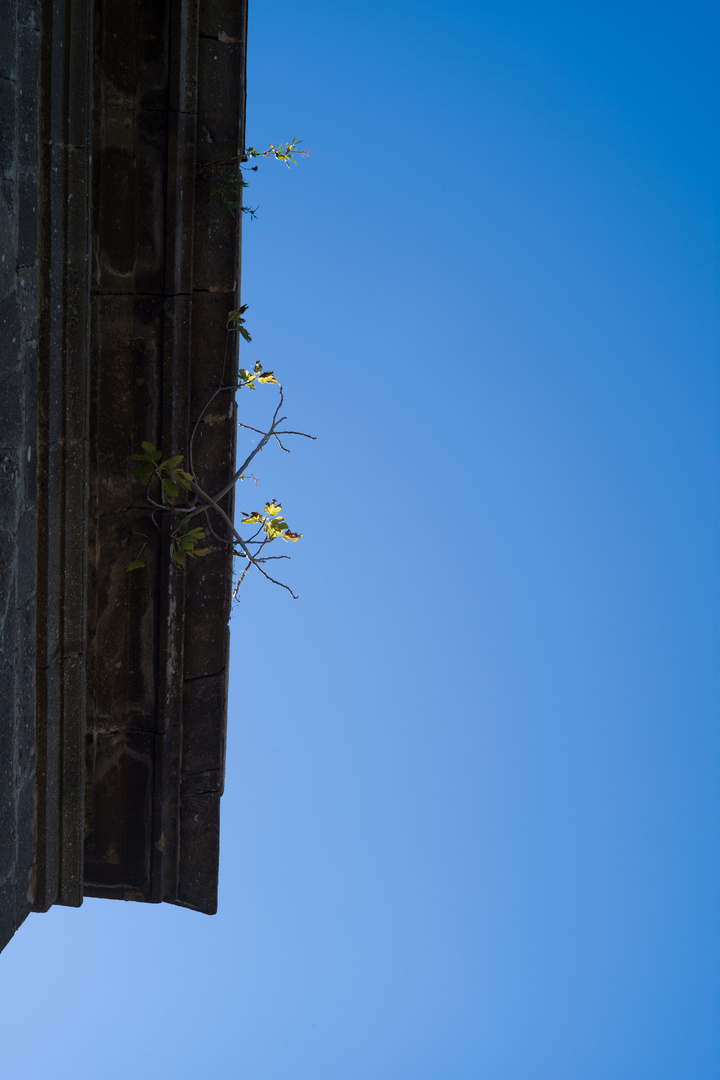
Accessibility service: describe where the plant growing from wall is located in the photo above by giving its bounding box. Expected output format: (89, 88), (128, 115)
(198, 138), (309, 219)
(126, 305), (314, 598)
(127, 140), (311, 597)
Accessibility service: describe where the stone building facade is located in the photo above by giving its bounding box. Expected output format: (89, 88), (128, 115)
(0, 0), (247, 953)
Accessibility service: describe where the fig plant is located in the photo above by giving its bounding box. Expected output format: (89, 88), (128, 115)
(126, 306), (312, 598)
(198, 138), (309, 219)
(126, 139), (312, 597)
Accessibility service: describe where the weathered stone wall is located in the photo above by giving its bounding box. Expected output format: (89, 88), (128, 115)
(0, 0), (41, 955)
(1, 0), (247, 953)
(83, 0), (246, 915)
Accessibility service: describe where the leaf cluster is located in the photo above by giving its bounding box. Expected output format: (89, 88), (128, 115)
(241, 500), (302, 543)
(198, 138), (308, 219)
(226, 305), (252, 342)
(245, 138), (308, 168)
(170, 518), (210, 572)
(238, 360), (278, 389)
(127, 445), (209, 572)
(130, 442), (194, 505)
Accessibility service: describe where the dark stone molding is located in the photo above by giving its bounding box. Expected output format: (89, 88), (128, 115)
(1, 0), (45, 954)
(33, 0), (94, 916)
(1, 0), (247, 952)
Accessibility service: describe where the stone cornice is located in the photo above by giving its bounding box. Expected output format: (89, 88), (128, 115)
(1, 0), (247, 951)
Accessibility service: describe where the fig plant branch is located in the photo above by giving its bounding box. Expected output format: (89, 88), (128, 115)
(197, 138), (310, 218)
(126, 314), (315, 599)
(125, 139), (312, 598)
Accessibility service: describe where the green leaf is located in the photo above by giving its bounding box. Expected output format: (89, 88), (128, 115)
(239, 327), (252, 342)
(130, 465), (154, 486)
(176, 470), (195, 490)
(265, 517), (289, 540)
(126, 559), (145, 572)
(162, 479), (179, 499)
(163, 455), (184, 470)
(141, 441), (162, 461)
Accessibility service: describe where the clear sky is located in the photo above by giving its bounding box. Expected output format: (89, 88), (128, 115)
(2, 2), (719, 1077)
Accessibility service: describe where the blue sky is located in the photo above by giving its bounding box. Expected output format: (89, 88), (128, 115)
(2, 2), (719, 1076)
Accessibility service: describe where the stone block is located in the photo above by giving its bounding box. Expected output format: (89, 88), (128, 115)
(16, 508), (35, 606)
(180, 673), (226, 774)
(0, 449), (21, 513)
(0, 0), (18, 82)
(94, 106), (169, 293)
(0, 876), (18, 954)
(197, 37), (242, 162)
(176, 783), (219, 914)
(193, 202), (239, 291)
(0, 364), (23, 448)
(0, 189), (15, 296)
(83, 730), (154, 894)
(199, 0), (246, 43)
(183, 559), (231, 679)
(17, 24), (39, 173)
(0, 290), (21, 369)
(17, 171), (38, 266)
(14, 598), (36, 780)
(17, 0), (40, 30)
(0, 75), (17, 180)
(99, 0), (169, 112)
(16, 262), (37, 342)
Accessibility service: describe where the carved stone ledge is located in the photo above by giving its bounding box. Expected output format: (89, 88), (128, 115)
(0, 0), (247, 952)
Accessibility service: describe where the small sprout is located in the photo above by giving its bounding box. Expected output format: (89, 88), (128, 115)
(227, 306), (252, 341)
(169, 519), (210, 572)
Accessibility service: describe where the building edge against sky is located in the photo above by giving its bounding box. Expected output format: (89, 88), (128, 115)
(0, 0), (248, 954)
